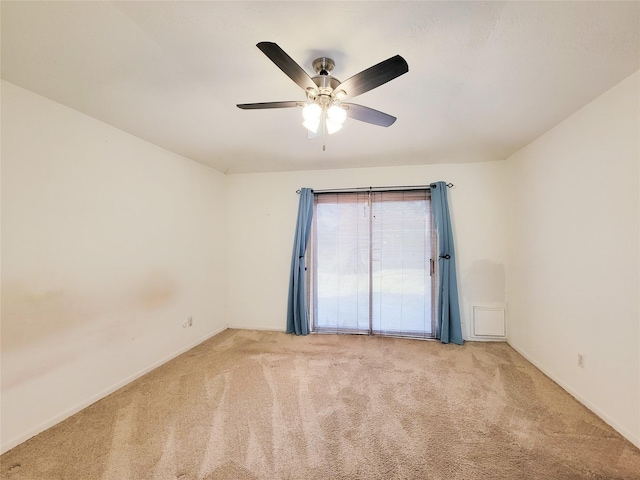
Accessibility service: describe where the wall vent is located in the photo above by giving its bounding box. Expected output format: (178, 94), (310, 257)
(472, 305), (506, 340)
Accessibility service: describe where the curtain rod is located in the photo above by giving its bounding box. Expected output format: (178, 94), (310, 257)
(296, 183), (454, 194)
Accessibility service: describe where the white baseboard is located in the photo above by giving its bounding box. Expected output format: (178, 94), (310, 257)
(227, 324), (287, 332)
(1, 325), (228, 455)
(507, 341), (640, 449)
(467, 337), (508, 342)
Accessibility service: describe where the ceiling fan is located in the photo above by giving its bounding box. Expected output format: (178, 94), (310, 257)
(237, 42), (409, 148)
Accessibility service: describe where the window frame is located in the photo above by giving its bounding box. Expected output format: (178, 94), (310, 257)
(306, 188), (438, 339)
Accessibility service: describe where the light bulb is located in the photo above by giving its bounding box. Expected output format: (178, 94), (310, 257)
(303, 118), (321, 134)
(302, 103), (322, 121)
(327, 105), (347, 125)
(326, 118), (343, 135)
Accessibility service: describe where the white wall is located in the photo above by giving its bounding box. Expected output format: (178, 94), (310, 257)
(505, 71), (640, 447)
(226, 162), (507, 338)
(0, 81), (228, 453)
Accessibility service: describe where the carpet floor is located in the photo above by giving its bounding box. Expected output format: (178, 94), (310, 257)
(1, 329), (639, 479)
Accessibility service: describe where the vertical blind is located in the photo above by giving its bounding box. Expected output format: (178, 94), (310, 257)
(310, 190), (435, 338)
(312, 192), (370, 333)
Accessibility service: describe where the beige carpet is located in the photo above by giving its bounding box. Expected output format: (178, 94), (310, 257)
(2, 329), (640, 479)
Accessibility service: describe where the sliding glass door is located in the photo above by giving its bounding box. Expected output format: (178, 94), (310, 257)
(309, 190), (436, 338)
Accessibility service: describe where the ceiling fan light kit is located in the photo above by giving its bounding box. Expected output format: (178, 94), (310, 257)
(237, 42), (408, 149)
(302, 102), (346, 135)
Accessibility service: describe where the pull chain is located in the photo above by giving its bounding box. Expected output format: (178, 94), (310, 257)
(322, 118), (327, 152)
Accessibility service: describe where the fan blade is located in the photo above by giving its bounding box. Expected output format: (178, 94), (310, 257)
(342, 103), (397, 127)
(337, 55), (408, 99)
(257, 42), (317, 91)
(237, 101), (302, 110)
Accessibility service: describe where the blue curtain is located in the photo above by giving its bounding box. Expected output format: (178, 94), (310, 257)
(430, 181), (463, 345)
(286, 188), (314, 335)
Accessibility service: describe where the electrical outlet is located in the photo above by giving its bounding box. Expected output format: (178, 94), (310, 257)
(188, 316), (193, 327)
(577, 353), (584, 368)
(182, 319), (188, 328)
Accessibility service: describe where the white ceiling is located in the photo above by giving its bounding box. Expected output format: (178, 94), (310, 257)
(2, 1), (639, 174)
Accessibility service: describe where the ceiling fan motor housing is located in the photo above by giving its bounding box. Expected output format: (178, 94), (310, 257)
(312, 74), (340, 94)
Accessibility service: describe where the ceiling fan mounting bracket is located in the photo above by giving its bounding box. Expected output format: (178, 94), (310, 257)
(312, 57), (335, 75)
